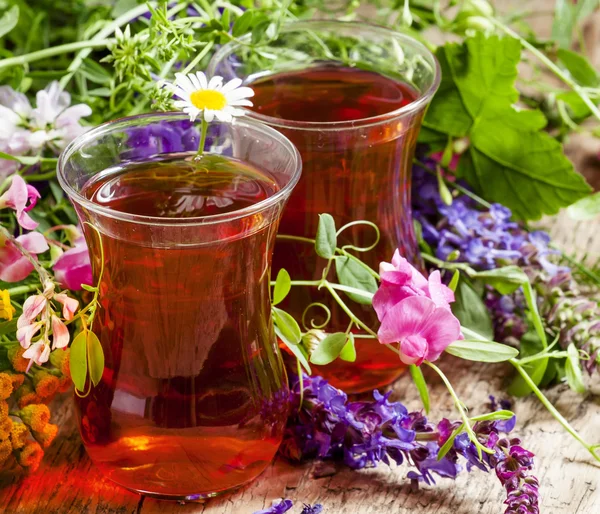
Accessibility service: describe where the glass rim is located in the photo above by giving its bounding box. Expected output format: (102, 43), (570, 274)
(57, 112), (302, 227)
(208, 19), (441, 132)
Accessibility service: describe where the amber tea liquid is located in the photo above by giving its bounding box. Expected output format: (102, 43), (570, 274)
(250, 65), (421, 392)
(75, 156), (289, 498)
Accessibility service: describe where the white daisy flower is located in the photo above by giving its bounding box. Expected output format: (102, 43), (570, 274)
(165, 72), (254, 123)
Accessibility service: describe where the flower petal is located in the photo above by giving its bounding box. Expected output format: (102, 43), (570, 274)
(377, 296), (436, 344)
(194, 71), (208, 90)
(420, 306), (462, 361)
(51, 315), (70, 349)
(17, 322), (42, 349)
(221, 77), (243, 93)
(53, 293), (79, 320)
(21, 294), (47, 321)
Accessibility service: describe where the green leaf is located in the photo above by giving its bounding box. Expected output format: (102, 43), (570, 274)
(272, 268), (291, 305)
(409, 364), (430, 414)
(557, 49), (599, 88)
(522, 281), (547, 348)
(276, 326), (311, 374)
(0, 320), (17, 336)
(70, 332), (88, 392)
(0, 151), (40, 165)
(451, 279), (494, 340)
(0, 6), (19, 39)
(472, 266), (528, 295)
(445, 339), (519, 362)
(424, 34), (591, 220)
(552, 0), (578, 48)
(437, 425), (463, 461)
(565, 343), (586, 393)
(339, 333), (356, 362)
(448, 270), (460, 292)
(87, 331), (105, 387)
(310, 332), (347, 365)
(334, 256), (377, 305)
(272, 306), (301, 345)
(567, 192), (600, 221)
(470, 410), (515, 422)
(315, 214), (337, 259)
(220, 8), (231, 31)
(232, 11), (254, 37)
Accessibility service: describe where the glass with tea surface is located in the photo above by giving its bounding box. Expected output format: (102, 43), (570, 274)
(210, 21), (440, 393)
(58, 115), (301, 500)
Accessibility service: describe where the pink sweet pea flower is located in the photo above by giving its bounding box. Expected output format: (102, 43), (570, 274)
(373, 250), (455, 319)
(51, 315), (70, 349)
(0, 175), (40, 230)
(53, 237), (92, 290)
(373, 250), (462, 366)
(377, 296), (462, 366)
(0, 232), (49, 282)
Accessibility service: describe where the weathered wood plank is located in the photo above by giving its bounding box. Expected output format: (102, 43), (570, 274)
(1, 357), (598, 514)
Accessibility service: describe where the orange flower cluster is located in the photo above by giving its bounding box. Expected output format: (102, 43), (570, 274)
(0, 347), (71, 472)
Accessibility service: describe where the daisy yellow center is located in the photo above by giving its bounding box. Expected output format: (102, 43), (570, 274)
(190, 89), (227, 111)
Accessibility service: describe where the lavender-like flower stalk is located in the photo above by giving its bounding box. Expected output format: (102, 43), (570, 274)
(411, 161), (600, 376)
(280, 374), (539, 513)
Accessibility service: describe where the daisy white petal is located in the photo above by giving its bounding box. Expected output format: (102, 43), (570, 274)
(204, 110), (215, 122)
(195, 71), (208, 89)
(226, 86), (255, 100)
(221, 78), (244, 93)
(207, 76), (224, 90)
(227, 99), (253, 107)
(174, 73), (197, 95)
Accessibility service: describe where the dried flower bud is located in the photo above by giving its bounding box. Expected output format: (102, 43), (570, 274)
(34, 423), (58, 449)
(9, 422), (29, 450)
(15, 382), (39, 409)
(17, 404), (50, 433)
(31, 370), (60, 399)
(16, 440), (44, 471)
(0, 372), (13, 400)
(7, 346), (29, 373)
(0, 416), (13, 440)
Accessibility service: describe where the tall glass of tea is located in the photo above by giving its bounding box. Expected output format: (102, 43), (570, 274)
(209, 21), (440, 393)
(57, 113), (301, 500)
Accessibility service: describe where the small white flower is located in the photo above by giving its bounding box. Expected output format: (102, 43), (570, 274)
(165, 72), (254, 123)
(0, 82), (92, 178)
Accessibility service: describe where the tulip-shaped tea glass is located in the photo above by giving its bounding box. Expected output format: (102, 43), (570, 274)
(209, 21), (440, 393)
(58, 113), (301, 500)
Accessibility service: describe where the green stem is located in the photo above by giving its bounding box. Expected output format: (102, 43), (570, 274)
(510, 358), (600, 462)
(0, 41), (112, 70)
(517, 351), (568, 365)
(22, 170), (57, 182)
(425, 360), (494, 458)
(181, 40), (216, 75)
(324, 284), (378, 337)
(59, 2), (157, 88)
(196, 119), (209, 158)
(488, 16), (600, 122)
(7, 284), (39, 296)
(282, 279), (375, 300)
(276, 234), (317, 245)
(422, 253), (477, 275)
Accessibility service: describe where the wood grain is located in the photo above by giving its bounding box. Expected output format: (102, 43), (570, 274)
(1, 357), (599, 514)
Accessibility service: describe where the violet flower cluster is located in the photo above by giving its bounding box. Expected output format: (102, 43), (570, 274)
(411, 162), (600, 374)
(279, 374), (539, 513)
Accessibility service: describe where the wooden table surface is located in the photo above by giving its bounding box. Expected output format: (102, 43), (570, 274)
(1, 354), (599, 514)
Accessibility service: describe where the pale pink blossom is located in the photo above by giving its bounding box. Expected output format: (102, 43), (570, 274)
(0, 231), (49, 282)
(373, 250), (454, 319)
(22, 341), (51, 369)
(51, 315), (70, 349)
(18, 294), (47, 326)
(0, 175), (40, 230)
(377, 296), (462, 365)
(53, 237), (92, 290)
(16, 321), (43, 349)
(53, 293), (79, 320)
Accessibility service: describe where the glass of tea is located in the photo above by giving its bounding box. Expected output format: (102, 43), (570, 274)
(57, 113), (301, 500)
(209, 21), (440, 393)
